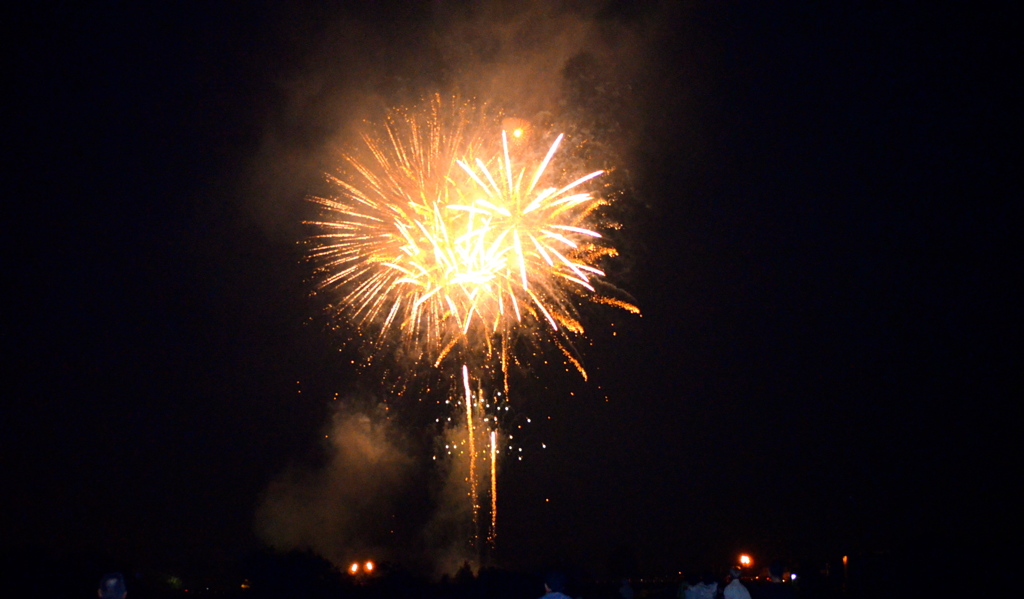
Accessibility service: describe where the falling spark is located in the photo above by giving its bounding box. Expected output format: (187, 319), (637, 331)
(488, 428), (497, 546)
(463, 364), (478, 541)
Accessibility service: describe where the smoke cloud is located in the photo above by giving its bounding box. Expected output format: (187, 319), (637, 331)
(247, 0), (674, 239)
(255, 403), (412, 565)
(422, 422), (478, 576)
(255, 400), (490, 575)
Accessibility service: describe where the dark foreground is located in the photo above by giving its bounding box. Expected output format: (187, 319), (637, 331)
(8, 545), (942, 599)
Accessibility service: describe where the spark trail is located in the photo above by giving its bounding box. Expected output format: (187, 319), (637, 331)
(463, 365), (478, 536)
(489, 429), (497, 546)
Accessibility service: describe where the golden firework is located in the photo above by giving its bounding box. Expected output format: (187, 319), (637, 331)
(306, 96), (638, 549)
(307, 97), (636, 380)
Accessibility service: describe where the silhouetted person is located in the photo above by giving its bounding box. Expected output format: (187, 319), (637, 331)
(98, 573), (126, 599)
(724, 567), (751, 599)
(677, 575), (691, 599)
(619, 578), (635, 599)
(540, 571), (572, 599)
(685, 573), (717, 599)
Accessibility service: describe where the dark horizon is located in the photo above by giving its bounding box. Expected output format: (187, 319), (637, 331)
(6, 0), (1009, 585)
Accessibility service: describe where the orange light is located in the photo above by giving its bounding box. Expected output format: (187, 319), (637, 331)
(739, 554), (752, 567)
(349, 563), (359, 574)
(500, 117), (531, 145)
(364, 561), (375, 572)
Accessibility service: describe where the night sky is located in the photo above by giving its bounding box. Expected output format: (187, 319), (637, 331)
(6, 0), (1011, 580)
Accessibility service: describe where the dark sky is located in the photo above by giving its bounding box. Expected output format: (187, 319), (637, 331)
(6, 0), (1011, 577)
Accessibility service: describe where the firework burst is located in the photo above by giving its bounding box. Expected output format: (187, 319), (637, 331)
(307, 97), (636, 381)
(305, 95), (637, 548)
